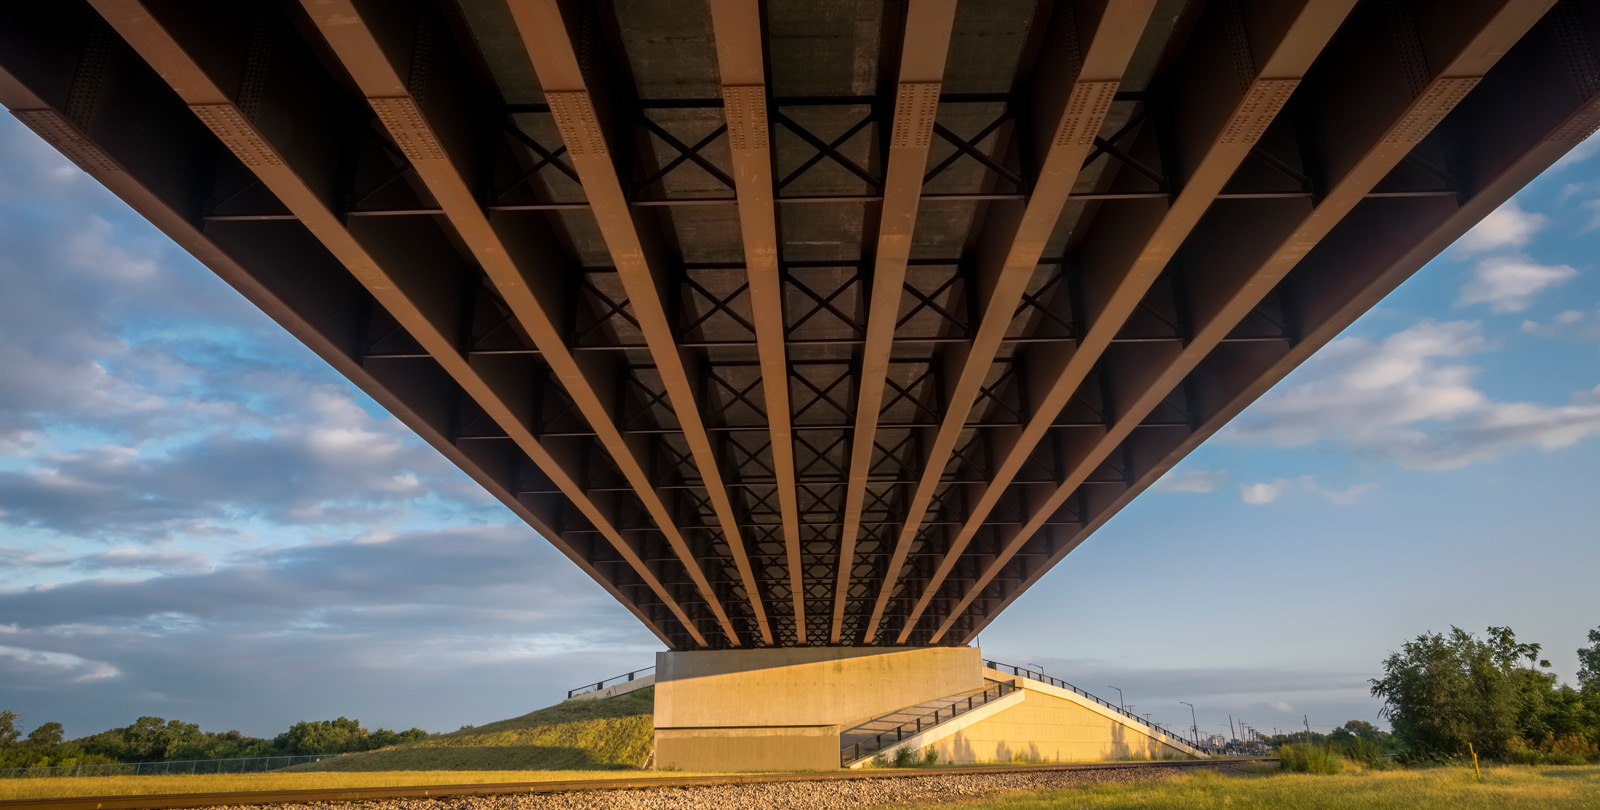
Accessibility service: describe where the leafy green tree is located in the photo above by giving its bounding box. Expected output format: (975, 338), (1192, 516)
(0, 711), (19, 746)
(25, 722), (63, 748)
(366, 727), (429, 749)
(1580, 627), (1600, 689)
(1371, 627), (1523, 757)
(274, 717), (368, 755)
(1328, 719), (1391, 745)
(1373, 625), (1600, 761)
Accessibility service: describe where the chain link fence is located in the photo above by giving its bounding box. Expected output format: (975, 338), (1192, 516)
(0, 754), (337, 779)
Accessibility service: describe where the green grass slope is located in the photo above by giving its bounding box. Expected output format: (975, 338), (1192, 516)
(292, 688), (654, 772)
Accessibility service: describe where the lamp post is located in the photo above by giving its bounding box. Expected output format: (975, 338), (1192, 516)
(1026, 662), (1045, 679)
(1180, 701), (1199, 746)
(1108, 685), (1124, 711)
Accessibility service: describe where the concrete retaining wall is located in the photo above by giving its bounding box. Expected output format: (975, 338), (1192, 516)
(653, 647), (980, 771)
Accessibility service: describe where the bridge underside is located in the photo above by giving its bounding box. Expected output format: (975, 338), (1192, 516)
(2, 0), (1595, 650)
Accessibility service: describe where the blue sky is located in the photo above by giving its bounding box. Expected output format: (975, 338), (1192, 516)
(1, 115), (1596, 744)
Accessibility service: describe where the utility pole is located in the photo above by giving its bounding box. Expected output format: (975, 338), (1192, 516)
(1305, 715), (1312, 746)
(1229, 715), (1237, 743)
(1181, 701), (1199, 746)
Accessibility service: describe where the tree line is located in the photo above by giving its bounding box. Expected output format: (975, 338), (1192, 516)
(1368, 624), (1600, 764)
(0, 712), (429, 770)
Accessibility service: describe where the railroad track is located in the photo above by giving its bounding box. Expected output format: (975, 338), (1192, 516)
(0, 759), (1274, 810)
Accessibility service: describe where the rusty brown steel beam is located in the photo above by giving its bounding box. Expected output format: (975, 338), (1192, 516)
(863, 0), (1159, 644)
(704, 0), (806, 644)
(932, 0), (1562, 644)
(829, 0), (960, 644)
(502, 0), (764, 647)
(0, 16), (678, 647)
(954, 3), (1600, 643)
(302, 0), (756, 647)
(894, 0), (1359, 643)
(82, 0), (711, 646)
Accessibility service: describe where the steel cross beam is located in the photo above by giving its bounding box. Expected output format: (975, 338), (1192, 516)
(503, 0), (769, 647)
(832, 0), (960, 644)
(928, 0), (1560, 644)
(0, 15), (676, 648)
(954, 0), (1600, 645)
(863, 0), (1160, 644)
(894, 0), (1360, 642)
(704, 0), (807, 644)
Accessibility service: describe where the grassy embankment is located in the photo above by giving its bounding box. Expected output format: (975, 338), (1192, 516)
(952, 763), (1600, 810)
(292, 687), (656, 771)
(0, 688), (681, 800)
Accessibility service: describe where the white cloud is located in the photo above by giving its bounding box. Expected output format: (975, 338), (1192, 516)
(1239, 476), (1375, 506)
(1225, 320), (1600, 470)
(1523, 306), (1600, 347)
(1241, 480), (1291, 505)
(0, 644), (120, 683)
(1456, 200), (1545, 254)
(1458, 256), (1578, 313)
(1154, 467), (1229, 494)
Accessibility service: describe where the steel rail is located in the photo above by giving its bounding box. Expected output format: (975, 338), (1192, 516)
(932, 0), (1558, 644)
(895, 0), (1360, 642)
(863, 0), (1160, 644)
(0, 759), (1274, 810)
(503, 0), (762, 647)
(80, 0), (705, 645)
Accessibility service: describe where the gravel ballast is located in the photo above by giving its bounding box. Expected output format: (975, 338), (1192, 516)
(213, 762), (1257, 810)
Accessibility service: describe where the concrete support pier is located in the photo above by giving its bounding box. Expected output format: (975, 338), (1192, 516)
(651, 647), (1202, 771)
(654, 647), (980, 771)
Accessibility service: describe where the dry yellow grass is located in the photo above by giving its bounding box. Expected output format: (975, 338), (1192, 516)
(0, 769), (735, 801)
(949, 763), (1600, 810)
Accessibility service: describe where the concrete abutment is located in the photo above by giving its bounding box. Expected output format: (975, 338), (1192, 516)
(650, 647), (1202, 771)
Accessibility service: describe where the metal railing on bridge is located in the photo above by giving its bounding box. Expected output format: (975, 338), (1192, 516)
(566, 665), (655, 699)
(0, 754), (335, 779)
(841, 681), (1018, 766)
(983, 660), (1207, 752)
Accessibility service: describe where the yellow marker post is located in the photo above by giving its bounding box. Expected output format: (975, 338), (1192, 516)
(1469, 742), (1481, 781)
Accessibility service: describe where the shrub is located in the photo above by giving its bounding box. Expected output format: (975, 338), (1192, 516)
(1278, 743), (1343, 774)
(922, 747), (939, 767)
(869, 751), (888, 768)
(893, 746), (917, 767)
(1505, 734), (1600, 765)
(1342, 736), (1396, 769)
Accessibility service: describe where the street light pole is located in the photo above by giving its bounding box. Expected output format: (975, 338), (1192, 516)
(1108, 685), (1124, 711)
(1181, 701), (1199, 747)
